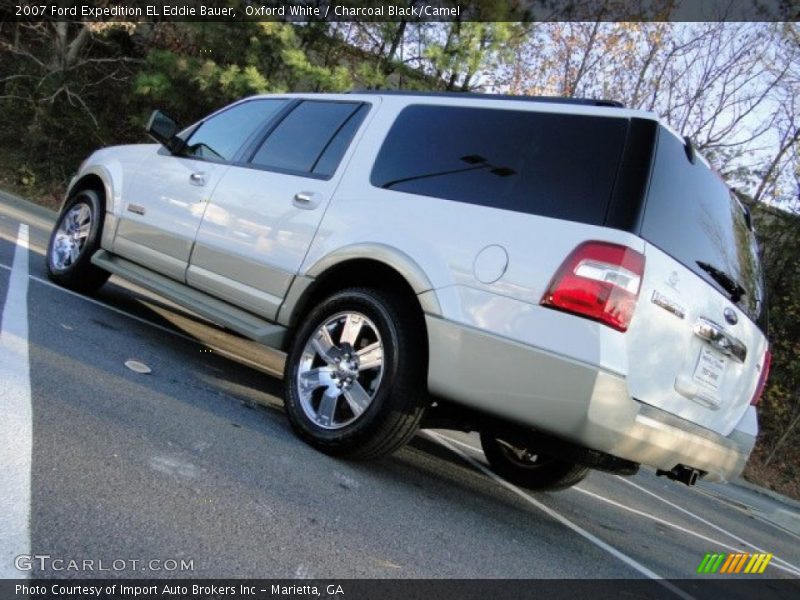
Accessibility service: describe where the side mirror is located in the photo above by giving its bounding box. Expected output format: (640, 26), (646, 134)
(146, 110), (182, 153)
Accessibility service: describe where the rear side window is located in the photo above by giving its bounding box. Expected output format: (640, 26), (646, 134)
(183, 99), (288, 162)
(251, 101), (364, 177)
(370, 105), (628, 224)
(313, 105), (368, 177)
(641, 128), (765, 326)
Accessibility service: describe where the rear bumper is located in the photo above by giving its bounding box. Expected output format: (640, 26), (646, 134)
(426, 316), (756, 483)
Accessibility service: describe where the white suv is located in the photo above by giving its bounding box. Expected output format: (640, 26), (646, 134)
(46, 91), (770, 491)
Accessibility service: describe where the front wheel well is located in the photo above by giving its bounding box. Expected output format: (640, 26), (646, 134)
(67, 174), (106, 211)
(290, 259), (429, 362)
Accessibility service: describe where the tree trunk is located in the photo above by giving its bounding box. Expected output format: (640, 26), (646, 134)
(383, 20), (407, 75)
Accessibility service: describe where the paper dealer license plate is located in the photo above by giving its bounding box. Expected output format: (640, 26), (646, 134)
(693, 346), (726, 391)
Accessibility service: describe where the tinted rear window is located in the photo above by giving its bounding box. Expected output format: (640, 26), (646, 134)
(641, 128), (765, 327)
(370, 105), (628, 224)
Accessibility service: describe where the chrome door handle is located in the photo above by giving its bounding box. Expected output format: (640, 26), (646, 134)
(693, 317), (747, 363)
(293, 191), (321, 209)
(189, 172), (206, 186)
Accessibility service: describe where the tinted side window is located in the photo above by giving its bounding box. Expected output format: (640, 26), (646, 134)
(641, 128), (765, 326)
(184, 99), (288, 162)
(313, 105), (368, 177)
(251, 101), (362, 176)
(370, 105), (628, 224)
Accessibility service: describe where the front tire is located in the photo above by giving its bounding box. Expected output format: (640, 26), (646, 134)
(283, 287), (427, 459)
(46, 189), (110, 293)
(480, 431), (589, 491)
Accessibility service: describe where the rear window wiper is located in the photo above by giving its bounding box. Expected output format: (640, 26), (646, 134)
(696, 261), (746, 303)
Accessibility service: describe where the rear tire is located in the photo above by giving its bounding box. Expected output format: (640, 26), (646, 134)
(283, 287), (427, 459)
(480, 431), (589, 491)
(46, 189), (110, 293)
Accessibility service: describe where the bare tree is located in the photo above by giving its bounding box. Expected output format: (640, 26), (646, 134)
(491, 21), (799, 210)
(1, 21), (137, 129)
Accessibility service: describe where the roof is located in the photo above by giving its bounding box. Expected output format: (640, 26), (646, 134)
(348, 89), (625, 108)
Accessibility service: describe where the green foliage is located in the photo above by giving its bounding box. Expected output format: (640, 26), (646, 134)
(750, 204), (800, 464)
(134, 48), (271, 123)
(0, 22), (141, 181)
(132, 22), (354, 126)
(16, 165), (36, 187)
(423, 22), (520, 90)
(353, 62), (389, 90)
(0, 21), (366, 179)
(280, 47), (352, 92)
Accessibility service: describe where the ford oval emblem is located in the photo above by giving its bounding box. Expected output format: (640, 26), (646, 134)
(724, 308), (738, 325)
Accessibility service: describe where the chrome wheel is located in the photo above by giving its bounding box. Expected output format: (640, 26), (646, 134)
(51, 202), (92, 270)
(295, 311), (385, 430)
(284, 288), (427, 458)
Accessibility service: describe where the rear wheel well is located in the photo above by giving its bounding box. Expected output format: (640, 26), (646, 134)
(292, 259), (428, 364)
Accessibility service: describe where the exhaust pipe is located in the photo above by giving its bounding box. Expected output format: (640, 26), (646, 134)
(656, 465), (702, 487)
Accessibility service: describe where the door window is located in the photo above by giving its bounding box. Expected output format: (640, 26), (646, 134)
(183, 99), (289, 162)
(250, 101), (365, 178)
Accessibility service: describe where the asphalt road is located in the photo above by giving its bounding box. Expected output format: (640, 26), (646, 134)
(1, 192), (799, 595)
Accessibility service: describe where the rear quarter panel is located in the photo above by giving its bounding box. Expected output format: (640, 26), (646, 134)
(302, 97), (646, 377)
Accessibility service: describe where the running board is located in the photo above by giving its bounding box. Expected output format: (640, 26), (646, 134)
(91, 250), (287, 348)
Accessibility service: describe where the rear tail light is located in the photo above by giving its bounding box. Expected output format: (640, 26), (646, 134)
(541, 241), (645, 332)
(750, 349), (772, 406)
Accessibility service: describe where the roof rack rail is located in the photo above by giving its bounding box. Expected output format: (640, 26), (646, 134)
(346, 89), (624, 108)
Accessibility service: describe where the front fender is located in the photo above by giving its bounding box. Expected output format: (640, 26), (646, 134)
(64, 164), (118, 215)
(63, 144), (159, 217)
